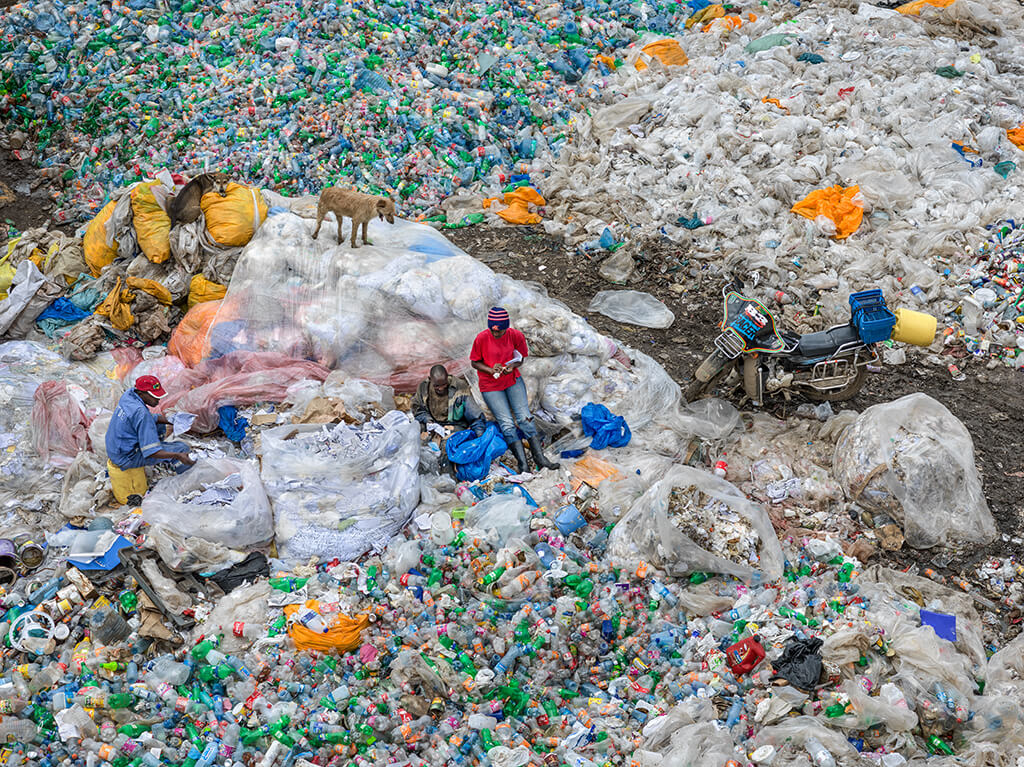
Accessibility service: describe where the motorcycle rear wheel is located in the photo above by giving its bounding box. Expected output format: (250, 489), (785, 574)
(805, 366), (867, 402)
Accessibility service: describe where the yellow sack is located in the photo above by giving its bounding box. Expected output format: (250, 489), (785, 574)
(96, 277), (135, 331)
(0, 242), (16, 300)
(897, 0), (955, 14)
(791, 185), (864, 240)
(283, 601), (370, 653)
(84, 200), (120, 277)
(188, 274), (227, 309)
(201, 183), (268, 247)
(108, 460), (148, 505)
(127, 276), (172, 305)
(131, 181), (172, 264)
(634, 40), (688, 71)
(685, 4), (723, 28)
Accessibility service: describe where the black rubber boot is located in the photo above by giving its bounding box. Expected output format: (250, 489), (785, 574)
(509, 440), (530, 474)
(528, 435), (559, 470)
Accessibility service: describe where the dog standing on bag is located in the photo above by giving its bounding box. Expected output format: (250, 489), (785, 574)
(168, 172), (231, 228)
(313, 187), (396, 247)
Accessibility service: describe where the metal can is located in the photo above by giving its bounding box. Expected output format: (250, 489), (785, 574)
(15, 540), (44, 570)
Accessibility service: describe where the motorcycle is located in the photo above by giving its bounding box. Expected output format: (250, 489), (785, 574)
(685, 284), (935, 405)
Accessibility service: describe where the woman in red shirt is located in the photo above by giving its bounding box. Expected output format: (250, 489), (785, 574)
(470, 307), (559, 474)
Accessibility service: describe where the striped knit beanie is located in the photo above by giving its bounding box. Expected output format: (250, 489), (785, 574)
(487, 306), (510, 331)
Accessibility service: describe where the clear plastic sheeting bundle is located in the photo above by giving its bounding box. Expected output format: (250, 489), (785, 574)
(141, 458), (274, 549)
(543, 1), (1024, 324)
(176, 213), (716, 456)
(832, 393), (995, 549)
(257, 410), (421, 564)
(0, 341), (121, 509)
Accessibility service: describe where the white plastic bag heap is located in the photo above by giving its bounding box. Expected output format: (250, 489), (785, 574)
(543, 1), (1024, 321)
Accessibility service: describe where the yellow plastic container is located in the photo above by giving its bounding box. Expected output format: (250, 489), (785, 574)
(107, 460), (148, 505)
(891, 308), (937, 346)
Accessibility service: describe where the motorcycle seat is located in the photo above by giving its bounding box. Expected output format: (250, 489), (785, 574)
(793, 324), (862, 359)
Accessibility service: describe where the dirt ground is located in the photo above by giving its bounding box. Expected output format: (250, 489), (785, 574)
(2, 148), (1019, 583)
(447, 225), (1024, 581)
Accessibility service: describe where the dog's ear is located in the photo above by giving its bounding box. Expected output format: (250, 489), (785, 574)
(376, 198), (388, 211)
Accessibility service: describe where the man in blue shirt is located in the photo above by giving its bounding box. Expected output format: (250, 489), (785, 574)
(105, 375), (195, 473)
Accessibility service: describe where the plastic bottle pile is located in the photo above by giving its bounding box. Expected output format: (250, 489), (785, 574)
(1, 472), (1020, 767)
(943, 218), (1024, 370)
(0, 0), (704, 224)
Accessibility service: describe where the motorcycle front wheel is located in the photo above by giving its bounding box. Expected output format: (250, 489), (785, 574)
(804, 366), (868, 402)
(684, 352), (736, 401)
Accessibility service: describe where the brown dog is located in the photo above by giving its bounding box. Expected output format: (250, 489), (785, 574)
(168, 172), (231, 228)
(313, 187), (396, 248)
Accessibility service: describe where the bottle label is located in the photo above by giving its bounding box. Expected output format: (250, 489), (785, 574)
(175, 696), (190, 713)
(233, 622), (245, 638)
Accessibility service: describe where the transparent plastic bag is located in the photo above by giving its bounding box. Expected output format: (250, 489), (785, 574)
(156, 351), (330, 433)
(257, 411), (420, 564)
(833, 393), (995, 548)
(31, 380), (91, 468)
(463, 494), (532, 547)
(587, 290), (675, 329)
(607, 465), (784, 581)
(0, 341), (121, 506)
(142, 458), (273, 548)
(144, 522), (246, 572)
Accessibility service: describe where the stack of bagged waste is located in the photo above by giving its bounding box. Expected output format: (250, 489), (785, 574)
(0, 171), (272, 361)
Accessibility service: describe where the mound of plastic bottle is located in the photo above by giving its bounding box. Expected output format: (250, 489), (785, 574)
(0, 0), (699, 224)
(1, 472), (1020, 767)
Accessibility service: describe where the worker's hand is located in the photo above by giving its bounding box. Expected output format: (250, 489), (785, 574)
(155, 414), (170, 426)
(176, 452), (196, 467)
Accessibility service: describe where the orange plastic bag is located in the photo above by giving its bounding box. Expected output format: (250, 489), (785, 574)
(168, 299), (222, 366)
(897, 0), (955, 14)
(283, 601), (370, 653)
(484, 187), (546, 225)
(791, 185), (864, 240)
(84, 200), (119, 277)
(703, 14), (750, 34)
(634, 40), (688, 71)
(131, 181), (172, 264)
(1008, 125), (1024, 152)
(570, 454), (624, 492)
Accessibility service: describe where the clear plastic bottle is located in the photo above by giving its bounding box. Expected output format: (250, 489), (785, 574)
(0, 718), (37, 743)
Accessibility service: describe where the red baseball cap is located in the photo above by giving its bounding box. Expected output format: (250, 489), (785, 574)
(135, 375), (167, 399)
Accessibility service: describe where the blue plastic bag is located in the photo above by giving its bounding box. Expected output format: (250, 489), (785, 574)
(217, 405), (249, 443)
(446, 423), (508, 481)
(581, 403), (631, 450)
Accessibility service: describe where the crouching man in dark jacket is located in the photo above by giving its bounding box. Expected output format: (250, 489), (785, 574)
(412, 365), (486, 449)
